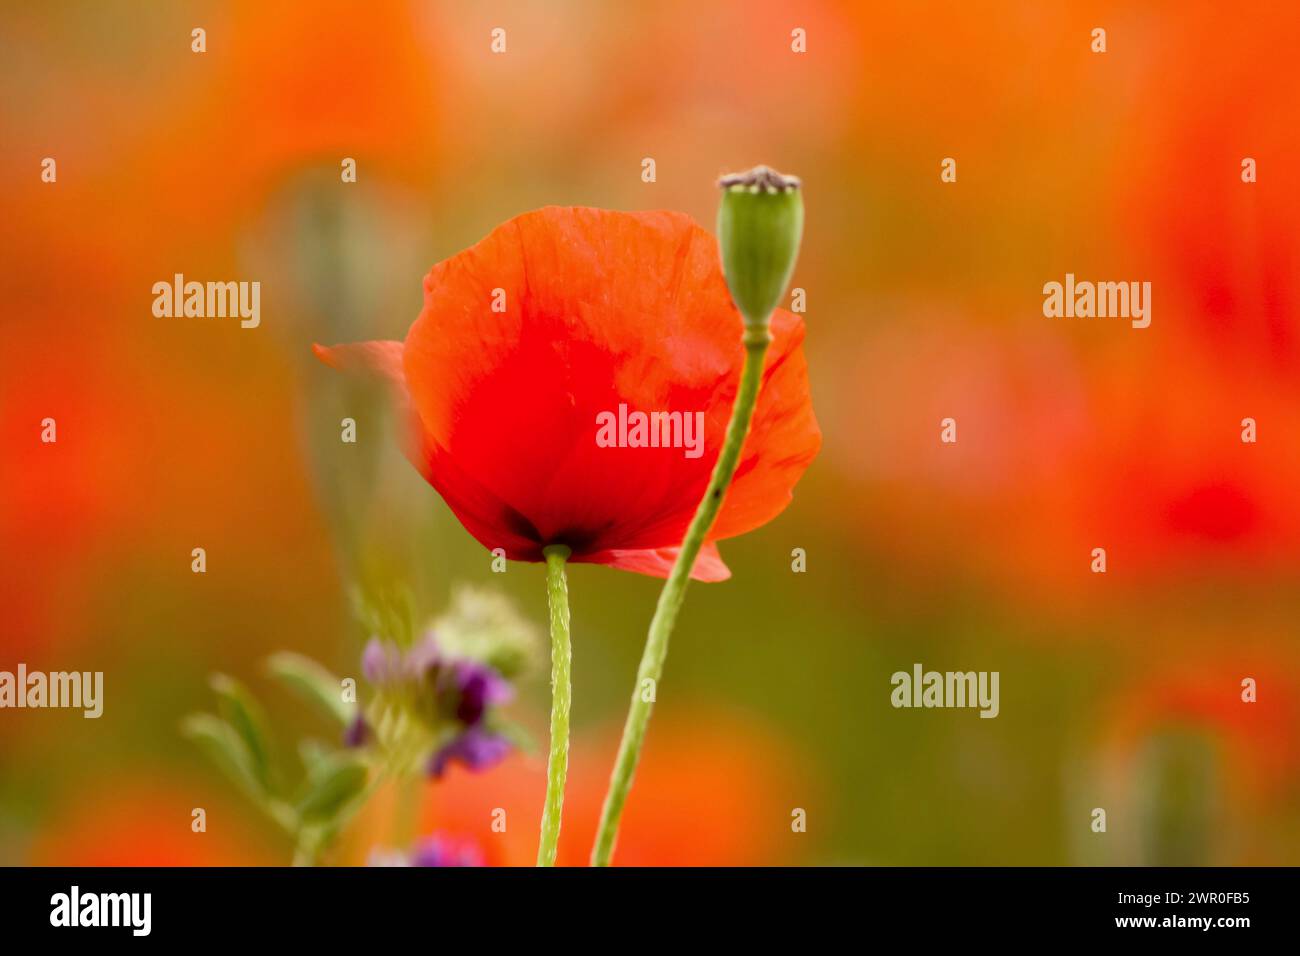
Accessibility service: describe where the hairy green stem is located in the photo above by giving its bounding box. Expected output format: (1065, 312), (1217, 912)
(537, 544), (573, 866)
(591, 327), (772, 866)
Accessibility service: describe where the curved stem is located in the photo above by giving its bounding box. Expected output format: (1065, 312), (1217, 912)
(591, 327), (772, 866)
(537, 544), (572, 866)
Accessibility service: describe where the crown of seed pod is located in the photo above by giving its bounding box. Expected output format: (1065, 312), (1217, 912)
(716, 165), (804, 327)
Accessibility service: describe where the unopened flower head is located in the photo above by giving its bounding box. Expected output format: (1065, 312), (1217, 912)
(716, 165), (804, 328)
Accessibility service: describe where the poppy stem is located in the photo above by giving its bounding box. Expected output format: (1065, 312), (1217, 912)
(591, 328), (772, 866)
(537, 543), (573, 866)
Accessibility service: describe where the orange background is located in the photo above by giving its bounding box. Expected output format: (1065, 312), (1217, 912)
(1, 1), (1297, 865)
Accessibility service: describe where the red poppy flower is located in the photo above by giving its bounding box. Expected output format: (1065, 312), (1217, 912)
(315, 206), (819, 580)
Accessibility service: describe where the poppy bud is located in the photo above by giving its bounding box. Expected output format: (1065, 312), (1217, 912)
(716, 165), (804, 328)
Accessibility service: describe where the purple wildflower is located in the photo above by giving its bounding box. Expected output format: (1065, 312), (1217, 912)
(342, 713), (369, 748)
(404, 632), (443, 680)
(357, 631), (516, 778)
(361, 638), (402, 685)
(451, 659), (514, 724)
(409, 834), (485, 868)
(428, 725), (512, 779)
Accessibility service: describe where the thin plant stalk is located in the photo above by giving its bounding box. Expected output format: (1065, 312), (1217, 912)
(591, 326), (771, 866)
(537, 544), (573, 866)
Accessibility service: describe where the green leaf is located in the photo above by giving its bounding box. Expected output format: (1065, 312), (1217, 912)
(297, 738), (332, 774)
(295, 754), (370, 824)
(209, 674), (273, 791)
(265, 652), (354, 726)
(181, 713), (265, 799)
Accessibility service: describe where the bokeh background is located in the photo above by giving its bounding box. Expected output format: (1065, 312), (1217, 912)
(2, 0), (1297, 865)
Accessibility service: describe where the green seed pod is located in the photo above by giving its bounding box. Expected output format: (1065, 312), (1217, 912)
(716, 165), (804, 328)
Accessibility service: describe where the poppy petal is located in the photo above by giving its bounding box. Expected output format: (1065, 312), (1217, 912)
(311, 339), (407, 385)
(311, 340), (541, 557)
(582, 542), (731, 582)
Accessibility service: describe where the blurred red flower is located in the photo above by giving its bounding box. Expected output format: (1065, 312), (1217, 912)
(26, 777), (273, 866)
(1089, 647), (1300, 864)
(316, 206), (819, 580)
(1102, 652), (1300, 801)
